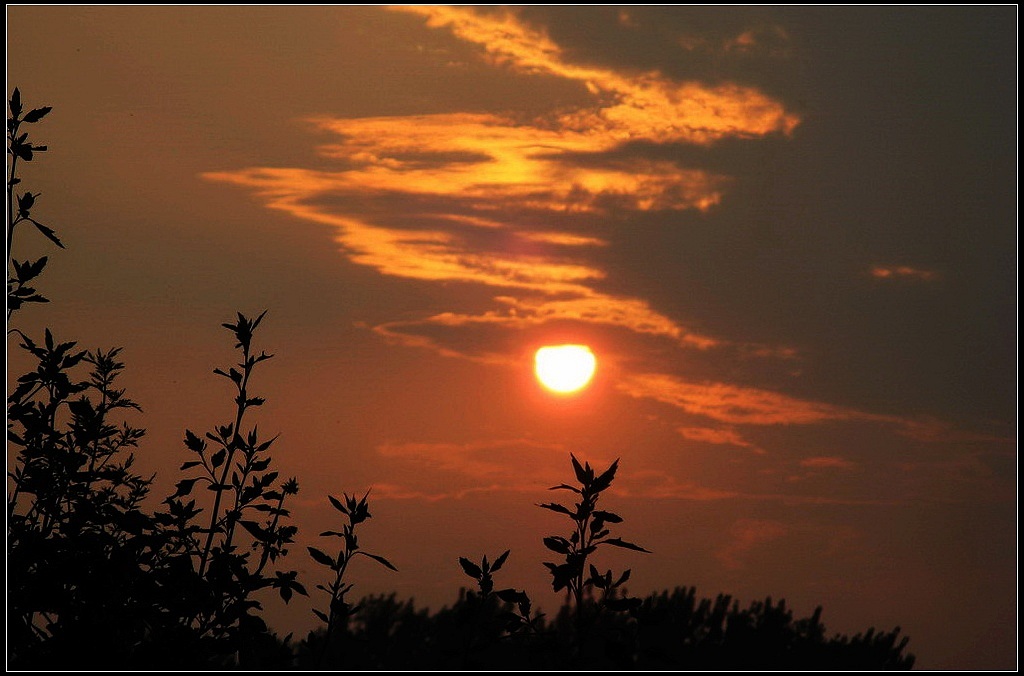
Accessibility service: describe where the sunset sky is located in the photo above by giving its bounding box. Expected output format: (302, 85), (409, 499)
(6, 6), (1017, 669)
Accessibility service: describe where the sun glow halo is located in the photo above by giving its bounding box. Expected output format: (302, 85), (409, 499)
(534, 345), (597, 394)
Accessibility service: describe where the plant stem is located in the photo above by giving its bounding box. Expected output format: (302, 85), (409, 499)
(197, 345), (252, 579)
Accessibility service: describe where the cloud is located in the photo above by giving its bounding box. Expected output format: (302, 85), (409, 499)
(897, 416), (1014, 444)
(393, 6), (800, 145)
(678, 426), (765, 454)
(870, 265), (938, 281)
(724, 25), (791, 56)
(681, 24), (791, 58)
(717, 518), (789, 570)
(205, 6), (800, 372)
(799, 456), (856, 470)
(372, 438), (576, 500)
(615, 469), (740, 501)
(618, 372), (892, 426)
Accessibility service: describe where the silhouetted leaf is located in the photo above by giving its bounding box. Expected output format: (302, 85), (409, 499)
(602, 537), (651, 553)
(307, 546), (335, 568)
(250, 456), (271, 472)
(570, 453), (588, 484)
(312, 609), (329, 623)
(328, 494), (348, 515)
(543, 536), (571, 554)
(548, 483), (581, 493)
(592, 509), (623, 523)
(211, 448), (226, 468)
(357, 551), (398, 571)
(29, 219), (63, 248)
(592, 459), (619, 492)
(184, 429), (206, 452)
(538, 501), (574, 516)
(179, 460), (202, 470)
(23, 106), (52, 123)
(172, 478), (200, 498)
(459, 557), (482, 579)
(491, 549), (510, 573)
(16, 192), (35, 215)
(239, 520), (269, 540)
(496, 588), (529, 605)
(12, 143), (32, 161)
(10, 88), (22, 117)
(545, 562), (575, 593)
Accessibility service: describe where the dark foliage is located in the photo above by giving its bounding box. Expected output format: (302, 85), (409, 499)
(290, 586), (914, 670)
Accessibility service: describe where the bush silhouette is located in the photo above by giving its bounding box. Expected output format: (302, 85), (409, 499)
(7, 88), (157, 668)
(6, 89), (916, 670)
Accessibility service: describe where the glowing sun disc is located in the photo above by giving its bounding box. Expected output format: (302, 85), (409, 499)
(535, 345), (597, 394)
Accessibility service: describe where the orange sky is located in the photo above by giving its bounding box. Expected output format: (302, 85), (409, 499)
(6, 6), (1017, 669)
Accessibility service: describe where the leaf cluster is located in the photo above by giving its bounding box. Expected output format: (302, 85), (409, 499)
(458, 550), (539, 636)
(306, 489), (396, 665)
(154, 312), (306, 654)
(539, 454), (648, 616)
(8, 88), (60, 319)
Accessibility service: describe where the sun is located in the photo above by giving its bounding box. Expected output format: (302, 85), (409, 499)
(534, 345), (597, 394)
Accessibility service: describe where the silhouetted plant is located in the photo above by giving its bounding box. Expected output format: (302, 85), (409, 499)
(459, 550), (539, 635)
(6, 91), (159, 668)
(7, 87), (60, 320)
(538, 453), (649, 658)
(452, 550), (542, 665)
(155, 312), (306, 663)
(7, 338), (154, 667)
(306, 489), (397, 665)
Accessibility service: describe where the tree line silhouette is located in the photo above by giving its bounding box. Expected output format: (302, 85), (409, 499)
(6, 90), (915, 670)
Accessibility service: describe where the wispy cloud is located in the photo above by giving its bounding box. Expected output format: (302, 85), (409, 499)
(681, 23), (791, 58)
(724, 25), (791, 56)
(870, 265), (938, 281)
(612, 469), (740, 501)
(717, 518), (789, 570)
(206, 6), (801, 367)
(371, 438), (575, 500)
(393, 6), (800, 145)
(799, 456), (856, 470)
(678, 425), (765, 454)
(618, 372), (893, 426)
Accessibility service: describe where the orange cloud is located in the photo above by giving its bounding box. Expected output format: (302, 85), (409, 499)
(309, 113), (730, 213)
(516, 231), (608, 247)
(897, 416), (1015, 445)
(618, 372), (892, 426)
(372, 438), (592, 500)
(870, 265), (938, 281)
(717, 518), (789, 570)
(725, 25), (791, 56)
(393, 6), (800, 145)
(799, 456), (856, 470)
(678, 426), (764, 453)
(206, 6), (800, 365)
(615, 469), (740, 501)
(370, 293), (720, 357)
